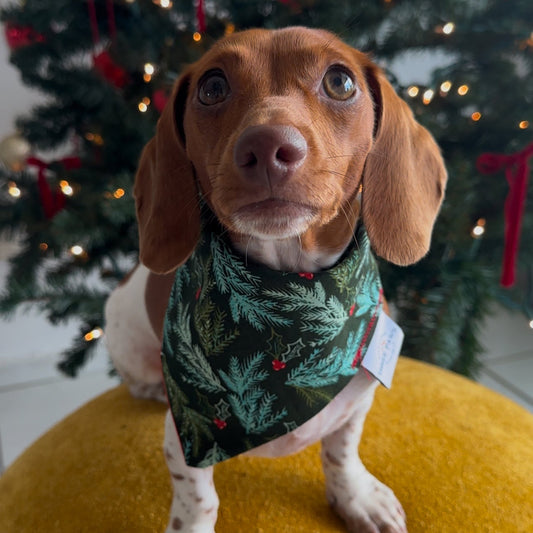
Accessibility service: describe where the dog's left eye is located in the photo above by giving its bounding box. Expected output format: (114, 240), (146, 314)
(322, 67), (357, 101)
(198, 71), (230, 105)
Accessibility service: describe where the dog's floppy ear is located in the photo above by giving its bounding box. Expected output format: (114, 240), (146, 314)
(134, 71), (200, 274)
(361, 61), (447, 266)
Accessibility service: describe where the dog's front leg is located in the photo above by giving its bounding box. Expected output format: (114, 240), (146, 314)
(164, 411), (219, 533)
(321, 380), (407, 533)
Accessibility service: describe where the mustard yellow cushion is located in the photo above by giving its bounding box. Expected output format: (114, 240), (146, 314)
(1, 357), (532, 533)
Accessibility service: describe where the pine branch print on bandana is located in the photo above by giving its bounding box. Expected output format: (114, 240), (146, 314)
(163, 298), (226, 395)
(219, 352), (288, 435)
(265, 282), (348, 345)
(162, 356), (214, 460)
(286, 330), (369, 388)
(162, 211), (386, 467)
(210, 233), (290, 331)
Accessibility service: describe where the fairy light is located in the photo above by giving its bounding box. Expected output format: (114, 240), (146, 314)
(471, 111), (482, 122)
(407, 85), (419, 98)
(422, 89), (434, 105)
(138, 97), (151, 112)
(143, 63), (155, 83)
(39, 242), (48, 251)
(70, 245), (84, 256)
(519, 120), (529, 130)
(440, 80), (452, 94)
(435, 22), (455, 35)
(193, 32), (202, 42)
(442, 22), (455, 35)
(8, 181), (21, 198)
(529, 319), (533, 330)
(85, 132), (104, 146)
(60, 179), (74, 196)
(225, 23), (235, 35)
(84, 327), (103, 342)
(156, 0), (172, 8)
(113, 188), (125, 199)
(471, 218), (486, 238)
(457, 84), (469, 96)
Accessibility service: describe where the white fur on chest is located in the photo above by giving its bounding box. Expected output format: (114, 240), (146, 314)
(232, 235), (345, 273)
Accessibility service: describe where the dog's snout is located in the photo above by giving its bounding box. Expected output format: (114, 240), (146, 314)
(234, 125), (307, 185)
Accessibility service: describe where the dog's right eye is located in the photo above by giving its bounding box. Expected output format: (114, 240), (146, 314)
(198, 71), (230, 105)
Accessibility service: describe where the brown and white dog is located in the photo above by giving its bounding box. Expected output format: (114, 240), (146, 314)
(105, 27), (446, 533)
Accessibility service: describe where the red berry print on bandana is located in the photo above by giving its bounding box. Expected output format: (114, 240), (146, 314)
(349, 303), (356, 316)
(272, 359), (286, 371)
(213, 418), (227, 430)
(298, 272), (314, 280)
(195, 287), (202, 300)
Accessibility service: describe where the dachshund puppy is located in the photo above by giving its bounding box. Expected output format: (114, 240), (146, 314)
(105, 27), (446, 533)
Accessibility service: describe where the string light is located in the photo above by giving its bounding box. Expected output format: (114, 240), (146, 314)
(70, 245), (85, 256)
(113, 188), (125, 199)
(39, 242), (48, 251)
(471, 218), (486, 238)
(442, 22), (455, 35)
(84, 327), (103, 342)
(519, 120), (529, 130)
(154, 0), (172, 8)
(60, 179), (74, 196)
(457, 84), (469, 96)
(435, 22), (455, 35)
(440, 80), (452, 94)
(471, 111), (482, 122)
(529, 320), (533, 330)
(193, 32), (202, 42)
(8, 181), (21, 198)
(138, 97), (151, 112)
(422, 89), (435, 105)
(85, 132), (104, 146)
(143, 63), (155, 82)
(225, 23), (235, 35)
(407, 85), (419, 98)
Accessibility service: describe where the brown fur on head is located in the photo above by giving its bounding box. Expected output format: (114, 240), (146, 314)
(134, 27), (447, 274)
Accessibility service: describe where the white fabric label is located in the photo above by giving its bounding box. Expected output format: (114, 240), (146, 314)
(361, 311), (404, 389)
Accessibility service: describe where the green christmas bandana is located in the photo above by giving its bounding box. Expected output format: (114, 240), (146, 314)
(162, 216), (384, 468)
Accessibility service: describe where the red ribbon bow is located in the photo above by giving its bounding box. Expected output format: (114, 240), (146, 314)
(476, 142), (533, 287)
(26, 156), (81, 219)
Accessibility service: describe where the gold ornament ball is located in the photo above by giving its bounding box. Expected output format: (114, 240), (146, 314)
(0, 133), (31, 171)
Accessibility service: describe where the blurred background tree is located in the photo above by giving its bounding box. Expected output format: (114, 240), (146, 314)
(0, 0), (531, 376)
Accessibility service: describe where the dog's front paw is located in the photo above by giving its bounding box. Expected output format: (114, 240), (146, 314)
(326, 470), (407, 533)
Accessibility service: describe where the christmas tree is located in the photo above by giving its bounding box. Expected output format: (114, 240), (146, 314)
(0, 0), (531, 377)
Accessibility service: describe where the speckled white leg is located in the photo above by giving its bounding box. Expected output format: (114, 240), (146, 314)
(164, 411), (219, 533)
(321, 381), (407, 533)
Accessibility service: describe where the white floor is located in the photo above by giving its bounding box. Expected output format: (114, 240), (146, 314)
(0, 258), (532, 473)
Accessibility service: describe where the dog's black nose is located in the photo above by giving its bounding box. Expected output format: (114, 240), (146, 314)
(234, 125), (308, 186)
